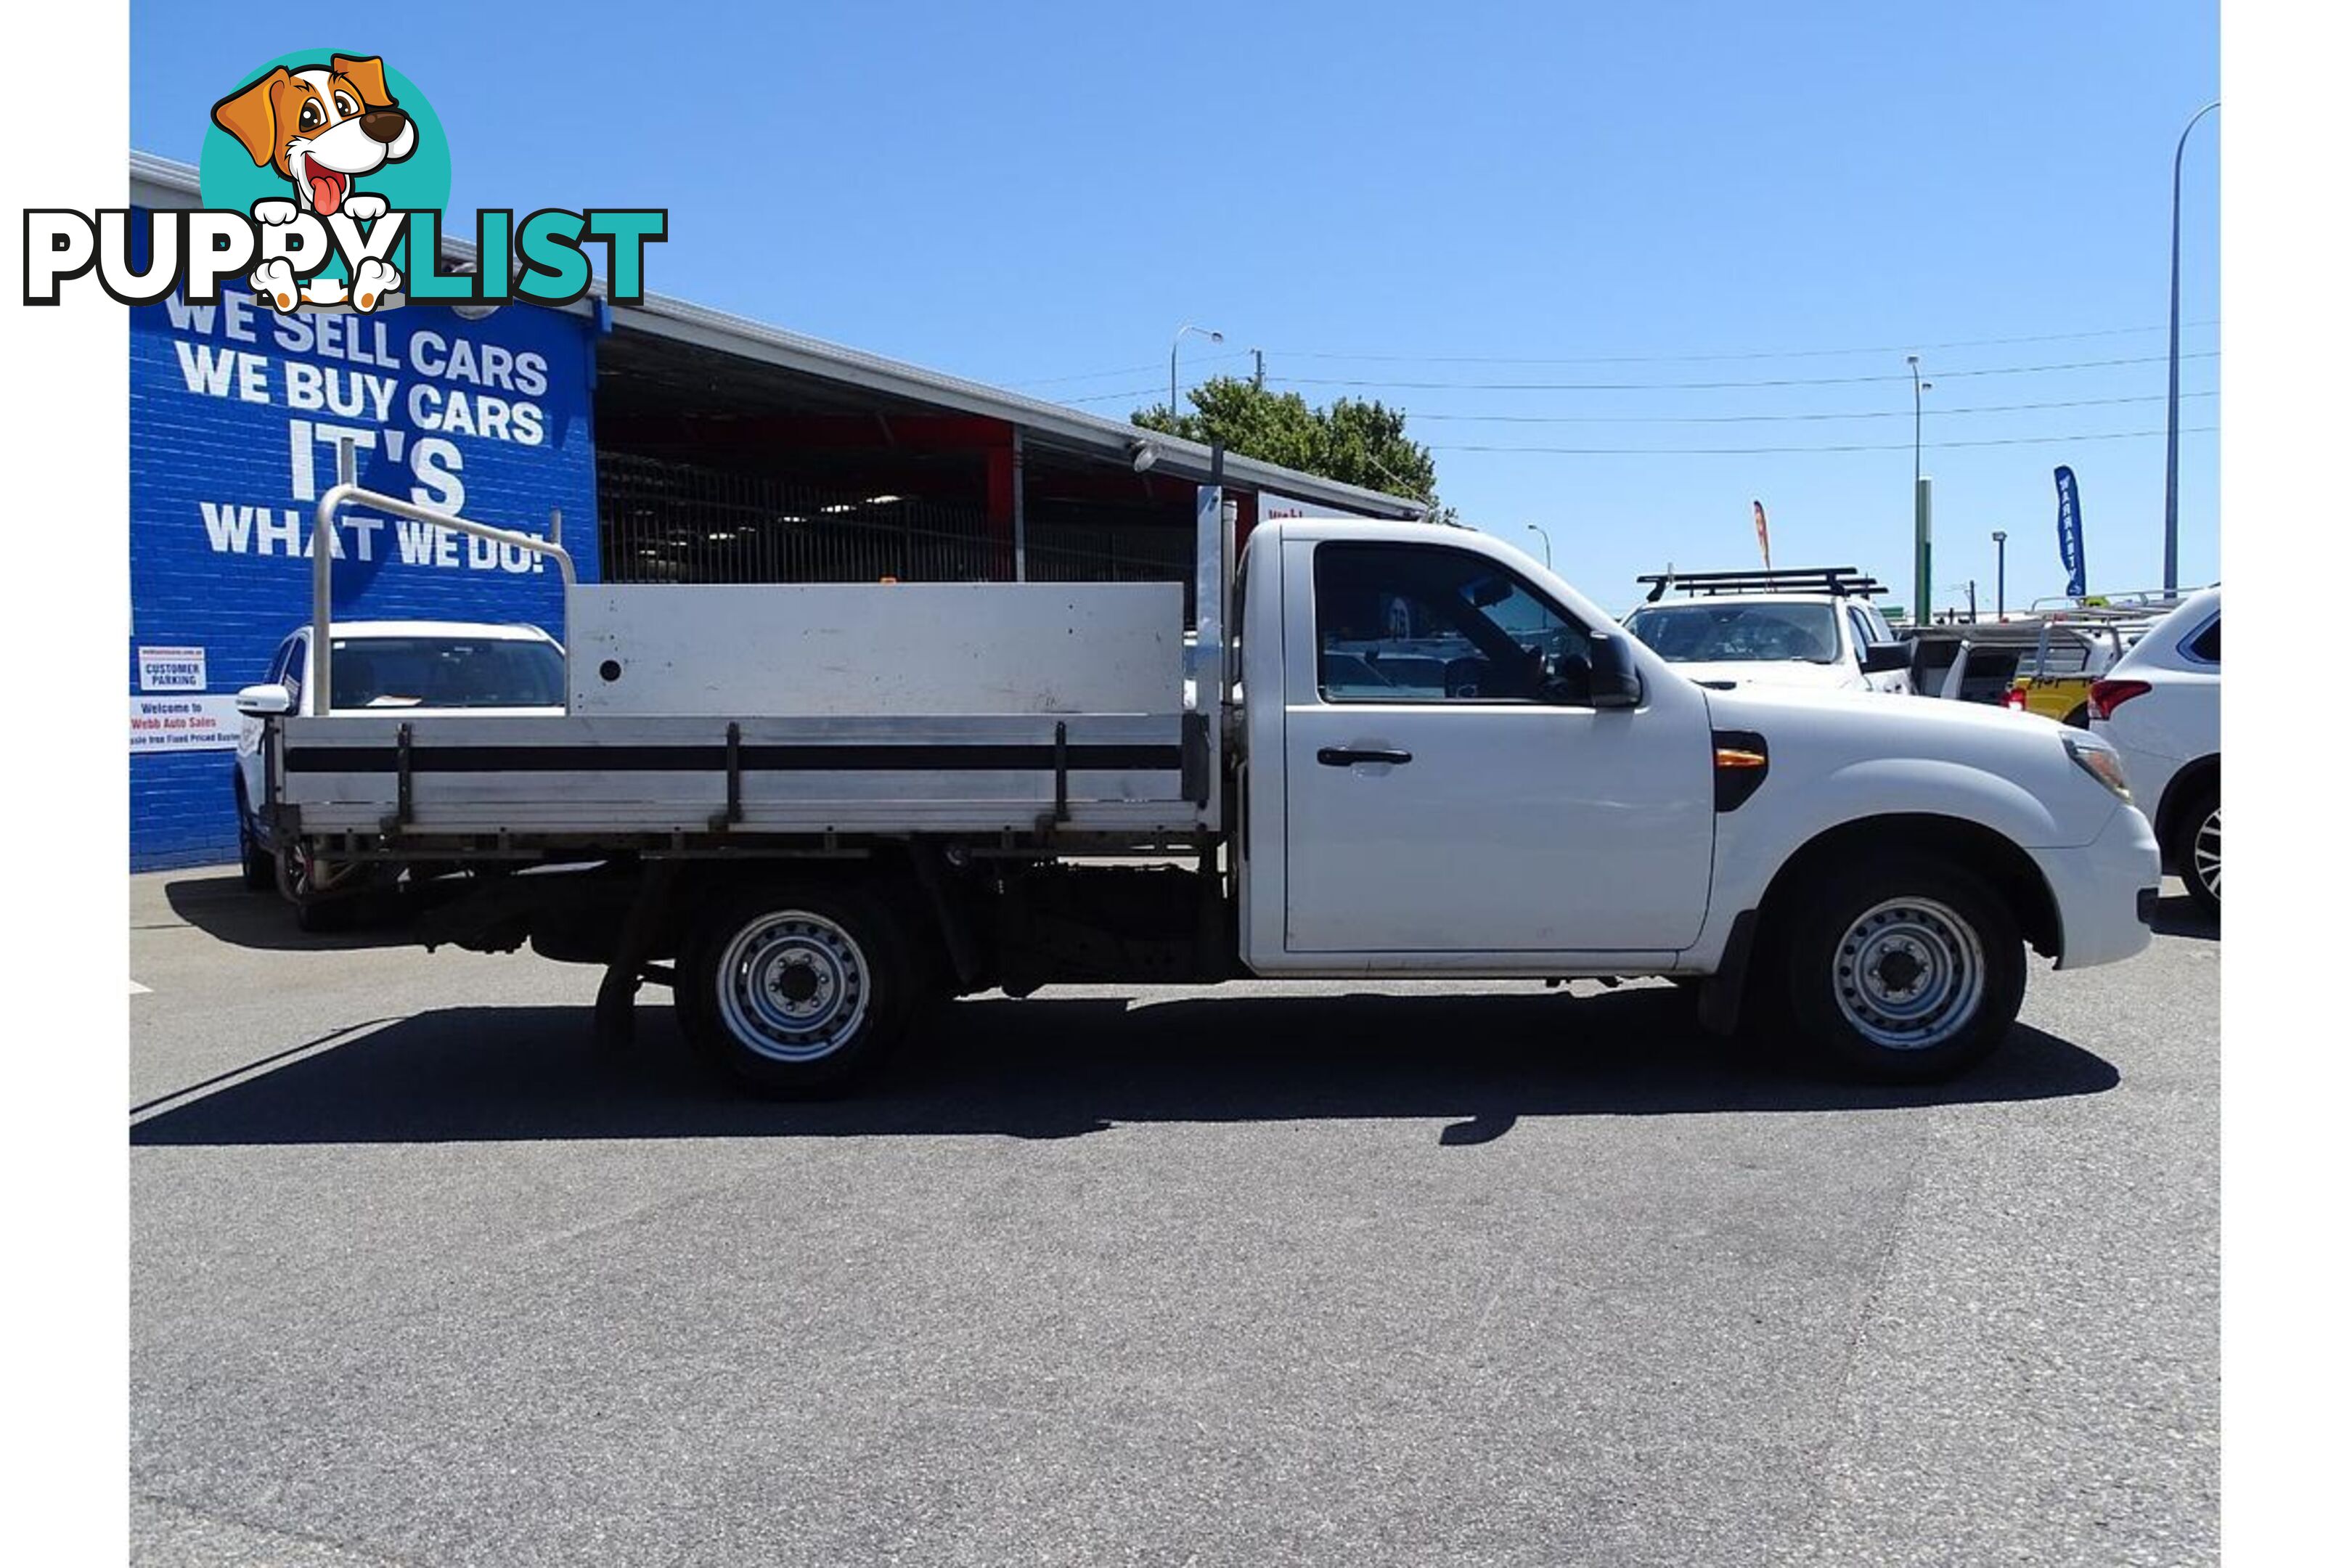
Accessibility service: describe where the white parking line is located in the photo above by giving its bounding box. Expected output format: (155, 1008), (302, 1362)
(129, 979), (152, 995)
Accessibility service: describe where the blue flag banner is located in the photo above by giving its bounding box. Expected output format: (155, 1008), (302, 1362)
(2054, 466), (2086, 599)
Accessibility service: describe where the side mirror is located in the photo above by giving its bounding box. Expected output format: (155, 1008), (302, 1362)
(1587, 634), (1644, 709)
(1861, 641), (1913, 675)
(234, 682), (294, 717)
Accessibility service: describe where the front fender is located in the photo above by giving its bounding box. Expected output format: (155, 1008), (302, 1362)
(1688, 754), (2123, 967)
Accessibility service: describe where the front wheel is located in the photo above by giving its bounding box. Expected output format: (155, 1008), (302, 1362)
(1780, 856), (2026, 1082)
(234, 781), (274, 891)
(2174, 784), (2220, 921)
(676, 882), (923, 1097)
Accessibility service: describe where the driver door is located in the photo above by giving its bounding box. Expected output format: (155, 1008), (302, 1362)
(1282, 539), (1715, 955)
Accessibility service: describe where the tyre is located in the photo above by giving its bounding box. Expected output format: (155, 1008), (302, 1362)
(675, 881), (923, 1097)
(2173, 783), (2220, 921)
(293, 894), (358, 934)
(234, 783), (274, 892)
(282, 841), (364, 932)
(1779, 854), (2026, 1083)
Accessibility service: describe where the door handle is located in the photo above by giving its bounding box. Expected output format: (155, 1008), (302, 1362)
(1318, 746), (1413, 767)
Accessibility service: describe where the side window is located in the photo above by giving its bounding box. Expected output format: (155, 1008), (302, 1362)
(264, 636), (296, 685)
(2186, 614), (2220, 665)
(1865, 605), (1898, 645)
(1845, 607), (1875, 665)
(1313, 542), (1596, 704)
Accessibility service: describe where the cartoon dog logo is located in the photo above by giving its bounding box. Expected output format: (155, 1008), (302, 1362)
(210, 55), (414, 312)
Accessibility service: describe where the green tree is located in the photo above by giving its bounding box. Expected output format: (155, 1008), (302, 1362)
(1134, 377), (1455, 523)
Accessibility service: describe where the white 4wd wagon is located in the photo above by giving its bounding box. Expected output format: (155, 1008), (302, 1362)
(2089, 587), (2221, 918)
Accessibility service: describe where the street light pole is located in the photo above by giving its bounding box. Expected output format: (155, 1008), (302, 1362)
(1908, 356), (1933, 621)
(1525, 523), (1553, 567)
(2165, 100), (2218, 596)
(1170, 323), (1224, 425)
(1991, 530), (2008, 620)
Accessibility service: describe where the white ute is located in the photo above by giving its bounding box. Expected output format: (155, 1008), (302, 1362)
(1621, 568), (1916, 695)
(253, 483), (2160, 1095)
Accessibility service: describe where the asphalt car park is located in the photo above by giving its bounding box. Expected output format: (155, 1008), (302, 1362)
(129, 869), (2218, 1568)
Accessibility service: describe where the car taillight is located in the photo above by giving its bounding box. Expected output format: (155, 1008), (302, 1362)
(2001, 687), (2028, 711)
(2088, 678), (2152, 720)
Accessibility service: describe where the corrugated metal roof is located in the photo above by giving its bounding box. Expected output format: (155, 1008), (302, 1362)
(129, 152), (1428, 519)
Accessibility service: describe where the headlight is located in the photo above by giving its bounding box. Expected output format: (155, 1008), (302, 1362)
(2064, 736), (2132, 803)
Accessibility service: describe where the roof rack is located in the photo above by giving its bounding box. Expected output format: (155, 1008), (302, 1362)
(1636, 566), (1889, 601)
(2025, 584), (2202, 615)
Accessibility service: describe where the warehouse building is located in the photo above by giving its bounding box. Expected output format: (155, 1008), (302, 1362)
(127, 152), (1424, 870)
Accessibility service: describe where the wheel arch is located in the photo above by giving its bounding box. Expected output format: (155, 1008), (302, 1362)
(2153, 754), (2221, 868)
(1756, 812), (2063, 963)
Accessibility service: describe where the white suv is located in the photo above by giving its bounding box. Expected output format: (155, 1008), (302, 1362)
(2089, 588), (2220, 918)
(232, 621), (567, 920)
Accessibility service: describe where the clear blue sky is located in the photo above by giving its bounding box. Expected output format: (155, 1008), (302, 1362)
(130, 0), (2218, 615)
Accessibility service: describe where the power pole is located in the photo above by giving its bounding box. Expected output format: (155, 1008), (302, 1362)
(1908, 356), (1933, 623)
(1914, 476), (1933, 626)
(1252, 348), (1265, 391)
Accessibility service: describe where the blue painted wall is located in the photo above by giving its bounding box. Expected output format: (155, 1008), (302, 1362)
(128, 218), (599, 870)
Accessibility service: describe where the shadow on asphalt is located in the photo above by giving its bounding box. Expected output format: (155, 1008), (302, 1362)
(2146, 893), (2219, 942)
(159, 873), (429, 953)
(130, 987), (2119, 1148)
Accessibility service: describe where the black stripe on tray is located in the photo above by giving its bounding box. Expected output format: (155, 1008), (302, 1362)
(282, 743), (1184, 774)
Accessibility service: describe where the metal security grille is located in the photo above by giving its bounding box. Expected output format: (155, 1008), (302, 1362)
(598, 452), (998, 584)
(597, 452), (1195, 591)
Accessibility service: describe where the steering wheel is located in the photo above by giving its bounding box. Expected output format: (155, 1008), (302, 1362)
(1539, 652), (1593, 705)
(1443, 655), (1490, 699)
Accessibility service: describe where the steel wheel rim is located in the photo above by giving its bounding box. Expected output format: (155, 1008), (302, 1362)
(2194, 808), (2221, 904)
(1832, 896), (1987, 1051)
(282, 841), (355, 897)
(715, 911), (871, 1063)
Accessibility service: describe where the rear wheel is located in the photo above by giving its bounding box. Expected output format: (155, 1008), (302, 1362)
(2174, 783), (2220, 920)
(1781, 855), (2025, 1082)
(676, 882), (922, 1096)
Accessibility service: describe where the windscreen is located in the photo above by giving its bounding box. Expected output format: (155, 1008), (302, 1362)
(329, 637), (565, 709)
(1623, 601), (1839, 665)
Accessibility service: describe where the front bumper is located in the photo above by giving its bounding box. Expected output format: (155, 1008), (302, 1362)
(2028, 803), (2163, 970)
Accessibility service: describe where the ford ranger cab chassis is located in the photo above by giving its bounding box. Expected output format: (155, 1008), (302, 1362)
(245, 481), (2160, 1095)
